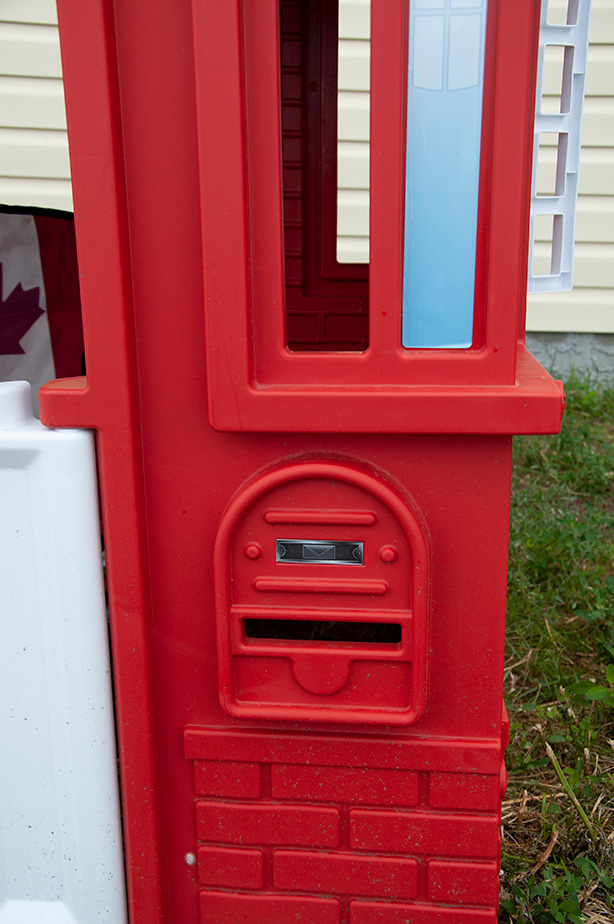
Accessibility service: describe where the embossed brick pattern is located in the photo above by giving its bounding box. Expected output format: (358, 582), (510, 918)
(271, 764), (419, 806)
(196, 800), (340, 847)
(349, 809), (500, 857)
(273, 849), (418, 899)
(427, 860), (500, 905)
(197, 845), (264, 890)
(193, 760), (262, 798)
(199, 890), (340, 924)
(429, 772), (500, 811)
(189, 730), (504, 917)
(349, 900), (497, 923)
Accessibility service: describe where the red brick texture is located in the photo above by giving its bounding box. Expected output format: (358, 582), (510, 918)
(273, 849), (419, 899)
(270, 764), (419, 806)
(187, 730), (504, 921)
(349, 901), (497, 923)
(429, 771), (501, 811)
(349, 809), (500, 858)
(197, 845), (264, 889)
(427, 859), (501, 905)
(199, 890), (340, 923)
(196, 800), (340, 847)
(193, 760), (262, 798)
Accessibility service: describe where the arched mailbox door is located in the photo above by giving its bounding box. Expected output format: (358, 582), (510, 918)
(215, 461), (429, 725)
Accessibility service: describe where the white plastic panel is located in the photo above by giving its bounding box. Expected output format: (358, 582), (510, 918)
(0, 381), (127, 923)
(528, 0), (592, 293)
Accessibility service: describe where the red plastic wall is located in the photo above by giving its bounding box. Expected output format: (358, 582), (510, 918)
(40, 1), (563, 922)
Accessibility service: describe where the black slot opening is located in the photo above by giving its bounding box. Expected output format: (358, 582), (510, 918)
(245, 619), (401, 644)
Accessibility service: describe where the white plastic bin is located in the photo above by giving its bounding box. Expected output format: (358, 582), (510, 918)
(0, 381), (126, 923)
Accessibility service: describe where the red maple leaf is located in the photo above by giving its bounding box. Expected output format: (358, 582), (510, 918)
(0, 263), (44, 355)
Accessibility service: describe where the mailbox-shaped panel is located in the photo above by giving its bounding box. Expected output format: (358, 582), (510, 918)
(214, 461), (429, 724)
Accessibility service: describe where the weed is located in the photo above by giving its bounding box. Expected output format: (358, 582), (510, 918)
(567, 665), (614, 710)
(500, 859), (613, 924)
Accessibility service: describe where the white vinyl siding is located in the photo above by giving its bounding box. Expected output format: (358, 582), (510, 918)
(0, 2), (72, 211)
(528, 0), (614, 332)
(337, 0), (370, 263)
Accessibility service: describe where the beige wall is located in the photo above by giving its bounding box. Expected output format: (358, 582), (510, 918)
(0, 0), (72, 211)
(2, 0), (610, 334)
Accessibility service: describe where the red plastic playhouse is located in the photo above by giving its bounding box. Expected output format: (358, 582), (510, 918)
(40, 1), (564, 921)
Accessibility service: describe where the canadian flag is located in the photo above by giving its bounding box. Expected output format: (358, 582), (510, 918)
(0, 209), (83, 415)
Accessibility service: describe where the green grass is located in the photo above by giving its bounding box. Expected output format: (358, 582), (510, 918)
(499, 376), (614, 923)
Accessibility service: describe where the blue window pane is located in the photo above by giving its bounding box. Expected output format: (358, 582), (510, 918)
(402, 0), (487, 349)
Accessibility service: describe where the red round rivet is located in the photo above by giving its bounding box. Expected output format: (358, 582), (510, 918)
(380, 545), (398, 563)
(245, 543), (262, 560)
